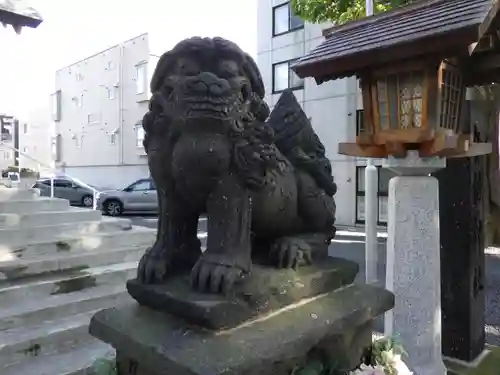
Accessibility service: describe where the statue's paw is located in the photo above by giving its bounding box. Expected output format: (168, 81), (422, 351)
(270, 237), (313, 269)
(137, 243), (171, 284)
(190, 256), (243, 294)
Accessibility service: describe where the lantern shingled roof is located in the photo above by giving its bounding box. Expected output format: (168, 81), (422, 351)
(292, 0), (499, 83)
(0, 0), (42, 34)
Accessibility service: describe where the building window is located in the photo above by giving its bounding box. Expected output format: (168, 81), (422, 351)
(273, 2), (304, 36)
(135, 123), (145, 147)
(355, 166), (396, 226)
(136, 63), (147, 94)
(87, 113), (100, 124)
(52, 134), (61, 162)
(74, 134), (83, 148)
(23, 123), (28, 134)
(73, 94), (83, 108)
(51, 91), (61, 121)
(356, 109), (365, 136)
(108, 87), (116, 100)
(110, 133), (116, 144)
(272, 59), (304, 93)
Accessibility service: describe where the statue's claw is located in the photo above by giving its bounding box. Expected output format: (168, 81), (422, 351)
(190, 256), (243, 294)
(270, 237), (313, 269)
(137, 242), (170, 284)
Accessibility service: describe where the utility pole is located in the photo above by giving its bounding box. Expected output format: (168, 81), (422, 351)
(364, 0), (379, 285)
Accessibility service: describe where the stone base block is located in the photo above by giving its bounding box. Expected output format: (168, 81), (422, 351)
(127, 257), (358, 330)
(89, 284), (394, 375)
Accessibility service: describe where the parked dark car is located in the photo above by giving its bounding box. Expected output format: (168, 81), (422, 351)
(97, 177), (158, 216)
(33, 178), (98, 207)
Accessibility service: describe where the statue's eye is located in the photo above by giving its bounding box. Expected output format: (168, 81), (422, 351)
(178, 59), (199, 75)
(218, 60), (239, 78)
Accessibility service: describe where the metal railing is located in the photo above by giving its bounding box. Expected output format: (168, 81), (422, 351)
(0, 143), (100, 210)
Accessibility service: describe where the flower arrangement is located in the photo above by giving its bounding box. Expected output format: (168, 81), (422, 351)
(291, 336), (412, 375)
(354, 336), (413, 375)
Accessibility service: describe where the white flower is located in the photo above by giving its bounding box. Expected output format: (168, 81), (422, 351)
(393, 356), (413, 375)
(350, 364), (387, 375)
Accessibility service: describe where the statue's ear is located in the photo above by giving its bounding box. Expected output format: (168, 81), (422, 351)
(243, 53), (265, 99)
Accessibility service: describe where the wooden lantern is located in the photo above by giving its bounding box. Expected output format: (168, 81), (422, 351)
(339, 58), (491, 158)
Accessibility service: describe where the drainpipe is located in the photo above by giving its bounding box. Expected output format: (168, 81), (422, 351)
(118, 44), (124, 165)
(364, 0), (379, 285)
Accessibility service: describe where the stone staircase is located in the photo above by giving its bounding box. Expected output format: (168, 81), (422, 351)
(0, 188), (156, 375)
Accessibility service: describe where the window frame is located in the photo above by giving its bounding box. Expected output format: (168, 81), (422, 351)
(355, 166), (395, 226)
(272, 1), (304, 37)
(135, 123), (145, 147)
(135, 63), (147, 95)
(128, 179), (152, 192)
(356, 109), (365, 136)
(107, 86), (116, 100)
(272, 59), (304, 94)
(51, 90), (61, 121)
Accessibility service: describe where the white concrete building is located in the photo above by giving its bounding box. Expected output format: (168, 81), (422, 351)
(18, 107), (53, 172)
(257, 0), (395, 227)
(51, 33), (160, 189)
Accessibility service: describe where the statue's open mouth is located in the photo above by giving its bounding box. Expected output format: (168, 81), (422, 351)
(185, 97), (230, 119)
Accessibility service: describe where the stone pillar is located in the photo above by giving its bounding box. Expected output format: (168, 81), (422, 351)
(435, 156), (486, 362)
(384, 151), (447, 375)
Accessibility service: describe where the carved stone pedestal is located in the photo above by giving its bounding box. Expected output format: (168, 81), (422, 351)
(89, 259), (394, 375)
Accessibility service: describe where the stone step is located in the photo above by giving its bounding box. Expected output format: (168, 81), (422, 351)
(0, 188), (40, 202)
(3, 226), (155, 260)
(0, 245), (144, 281)
(0, 285), (132, 332)
(0, 261), (138, 306)
(2, 340), (114, 375)
(0, 217), (133, 246)
(0, 197), (70, 213)
(0, 309), (101, 368)
(0, 208), (102, 229)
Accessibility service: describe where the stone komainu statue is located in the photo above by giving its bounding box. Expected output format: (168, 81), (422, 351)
(138, 37), (337, 294)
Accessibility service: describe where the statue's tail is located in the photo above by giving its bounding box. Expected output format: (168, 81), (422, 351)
(266, 89), (337, 196)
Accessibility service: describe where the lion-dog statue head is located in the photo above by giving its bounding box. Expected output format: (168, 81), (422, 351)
(142, 37), (280, 192)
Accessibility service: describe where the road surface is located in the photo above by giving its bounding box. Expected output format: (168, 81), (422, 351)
(129, 215), (500, 346)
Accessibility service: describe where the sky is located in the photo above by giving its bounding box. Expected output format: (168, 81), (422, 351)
(0, 0), (257, 118)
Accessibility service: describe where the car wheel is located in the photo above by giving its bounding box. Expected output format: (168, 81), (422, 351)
(104, 199), (123, 216)
(82, 195), (94, 207)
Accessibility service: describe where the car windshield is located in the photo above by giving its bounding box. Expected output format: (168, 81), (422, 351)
(124, 179), (154, 191)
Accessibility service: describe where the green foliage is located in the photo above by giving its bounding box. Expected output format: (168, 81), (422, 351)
(3, 165), (36, 174)
(291, 0), (411, 25)
(92, 357), (117, 375)
(290, 336), (408, 375)
(368, 336), (407, 375)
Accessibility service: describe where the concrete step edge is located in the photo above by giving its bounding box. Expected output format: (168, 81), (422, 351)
(0, 310), (101, 368)
(0, 308), (99, 347)
(0, 261), (138, 292)
(0, 286), (129, 329)
(2, 340), (113, 375)
(0, 219), (131, 234)
(6, 224), (154, 249)
(0, 245), (144, 281)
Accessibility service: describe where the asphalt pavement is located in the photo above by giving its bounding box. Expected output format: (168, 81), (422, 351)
(129, 215), (500, 347)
